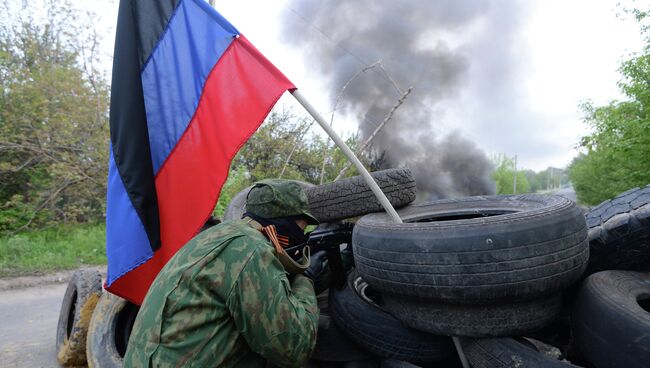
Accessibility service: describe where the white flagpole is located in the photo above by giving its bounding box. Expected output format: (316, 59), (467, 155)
(291, 89), (403, 224)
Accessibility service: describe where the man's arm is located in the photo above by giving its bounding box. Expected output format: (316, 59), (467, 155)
(226, 244), (318, 368)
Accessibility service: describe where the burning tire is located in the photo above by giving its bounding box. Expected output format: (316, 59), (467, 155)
(328, 270), (453, 363)
(584, 185), (650, 274)
(353, 195), (588, 303)
(86, 292), (139, 368)
(56, 269), (102, 366)
(571, 270), (650, 368)
(223, 168), (416, 223)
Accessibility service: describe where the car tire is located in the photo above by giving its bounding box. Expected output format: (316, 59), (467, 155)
(306, 168), (416, 223)
(56, 269), (103, 366)
(223, 168), (416, 223)
(383, 294), (562, 337)
(462, 338), (578, 367)
(329, 270), (453, 363)
(571, 270), (650, 368)
(353, 194), (588, 303)
(584, 185), (650, 274)
(86, 292), (139, 368)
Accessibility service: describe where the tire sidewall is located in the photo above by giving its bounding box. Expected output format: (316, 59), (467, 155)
(56, 269), (102, 365)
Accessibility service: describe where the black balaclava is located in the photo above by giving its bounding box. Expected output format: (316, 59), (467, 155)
(244, 212), (308, 247)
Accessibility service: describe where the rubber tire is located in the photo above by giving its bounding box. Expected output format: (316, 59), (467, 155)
(462, 338), (578, 367)
(312, 314), (375, 362)
(584, 185), (650, 274)
(383, 294), (562, 337)
(56, 269), (103, 366)
(306, 168), (416, 223)
(353, 194), (589, 303)
(86, 292), (139, 368)
(571, 270), (650, 368)
(311, 289), (374, 362)
(223, 168), (416, 223)
(329, 270), (453, 363)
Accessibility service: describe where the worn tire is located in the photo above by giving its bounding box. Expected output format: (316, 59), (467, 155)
(353, 195), (589, 303)
(306, 168), (416, 222)
(86, 292), (139, 368)
(329, 270), (453, 363)
(571, 270), (650, 368)
(462, 338), (578, 367)
(223, 169), (415, 223)
(312, 314), (375, 362)
(383, 294), (562, 337)
(56, 269), (103, 366)
(585, 185), (650, 274)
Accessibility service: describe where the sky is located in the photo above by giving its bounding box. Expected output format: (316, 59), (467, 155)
(88, 0), (644, 172)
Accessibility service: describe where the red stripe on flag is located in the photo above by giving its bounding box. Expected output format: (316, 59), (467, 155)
(106, 36), (294, 304)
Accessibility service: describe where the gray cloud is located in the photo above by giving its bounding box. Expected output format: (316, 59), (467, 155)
(280, 0), (527, 198)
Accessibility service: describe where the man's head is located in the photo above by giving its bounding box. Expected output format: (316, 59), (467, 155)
(246, 179), (319, 225)
(245, 179), (319, 246)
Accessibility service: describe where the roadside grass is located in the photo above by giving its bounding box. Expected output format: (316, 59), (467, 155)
(0, 223), (106, 277)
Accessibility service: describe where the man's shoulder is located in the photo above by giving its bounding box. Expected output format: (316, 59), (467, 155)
(198, 219), (272, 263)
(197, 219), (266, 246)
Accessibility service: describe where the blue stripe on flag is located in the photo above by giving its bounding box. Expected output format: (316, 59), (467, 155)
(141, 0), (239, 174)
(106, 148), (154, 286)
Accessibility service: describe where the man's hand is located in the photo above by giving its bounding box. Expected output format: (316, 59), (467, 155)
(303, 250), (328, 282)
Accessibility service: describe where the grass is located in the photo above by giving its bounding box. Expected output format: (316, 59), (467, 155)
(0, 223), (106, 277)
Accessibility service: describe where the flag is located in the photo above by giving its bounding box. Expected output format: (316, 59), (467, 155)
(106, 0), (295, 304)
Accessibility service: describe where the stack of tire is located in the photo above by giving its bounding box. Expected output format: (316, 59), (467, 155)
(332, 194), (590, 367)
(55, 169), (650, 368)
(568, 185), (650, 368)
(336, 185), (650, 368)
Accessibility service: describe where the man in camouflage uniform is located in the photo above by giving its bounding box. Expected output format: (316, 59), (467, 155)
(124, 180), (322, 367)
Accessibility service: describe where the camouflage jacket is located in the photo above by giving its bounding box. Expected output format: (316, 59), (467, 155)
(123, 219), (318, 368)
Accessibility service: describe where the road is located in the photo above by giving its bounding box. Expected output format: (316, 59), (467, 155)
(0, 283), (66, 368)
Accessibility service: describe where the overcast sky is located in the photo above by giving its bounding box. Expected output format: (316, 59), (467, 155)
(90, 0), (644, 171)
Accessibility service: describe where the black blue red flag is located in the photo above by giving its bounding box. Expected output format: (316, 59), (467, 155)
(106, 0), (295, 304)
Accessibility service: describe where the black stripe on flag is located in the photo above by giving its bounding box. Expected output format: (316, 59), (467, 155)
(109, 0), (180, 251)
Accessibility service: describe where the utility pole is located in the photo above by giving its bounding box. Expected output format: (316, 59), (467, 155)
(513, 155), (517, 194)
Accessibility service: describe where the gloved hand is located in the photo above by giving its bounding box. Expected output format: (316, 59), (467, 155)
(303, 250), (328, 283)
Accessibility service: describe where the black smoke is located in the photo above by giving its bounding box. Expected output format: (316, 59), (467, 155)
(281, 0), (510, 198)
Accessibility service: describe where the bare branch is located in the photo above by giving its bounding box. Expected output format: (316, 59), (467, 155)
(279, 119), (314, 179)
(334, 87), (413, 180)
(10, 177), (82, 234)
(318, 61), (382, 184)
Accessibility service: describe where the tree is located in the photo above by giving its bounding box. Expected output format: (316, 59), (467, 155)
(0, 1), (109, 232)
(570, 6), (650, 205)
(213, 106), (364, 217)
(492, 154), (530, 195)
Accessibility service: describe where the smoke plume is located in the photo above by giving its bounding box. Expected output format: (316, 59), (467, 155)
(281, 1), (509, 199)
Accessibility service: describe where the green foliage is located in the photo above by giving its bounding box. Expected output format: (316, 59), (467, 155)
(213, 166), (250, 218)
(210, 107), (368, 219)
(491, 154), (530, 194)
(0, 1), (109, 233)
(570, 5), (650, 205)
(0, 223), (106, 276)
(232, 107), (363, 185)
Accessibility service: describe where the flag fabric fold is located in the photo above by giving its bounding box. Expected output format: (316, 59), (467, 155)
(107, 0), (295, 304)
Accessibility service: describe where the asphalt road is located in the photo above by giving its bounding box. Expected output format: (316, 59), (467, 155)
(0, 283), (66, 368)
